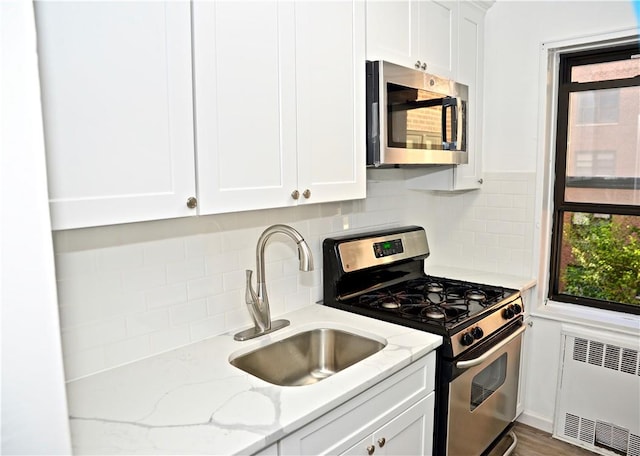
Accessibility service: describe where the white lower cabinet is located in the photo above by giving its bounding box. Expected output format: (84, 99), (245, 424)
(340, 394), (435, 456)
(278, 352), (436, 456)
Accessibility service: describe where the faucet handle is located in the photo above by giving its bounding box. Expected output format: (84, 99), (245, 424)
(245, 269), (257, 305)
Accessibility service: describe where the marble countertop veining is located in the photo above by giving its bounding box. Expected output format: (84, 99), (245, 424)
(66, 304), (442, 455)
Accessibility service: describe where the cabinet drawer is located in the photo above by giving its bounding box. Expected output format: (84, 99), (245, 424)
(280, 352), (436, 455)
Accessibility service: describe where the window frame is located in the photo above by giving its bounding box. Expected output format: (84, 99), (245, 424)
(549, 43), (640, 315)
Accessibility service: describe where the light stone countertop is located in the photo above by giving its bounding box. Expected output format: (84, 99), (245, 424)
(426, 265), (537, 292)
(66, 304), (442, 455)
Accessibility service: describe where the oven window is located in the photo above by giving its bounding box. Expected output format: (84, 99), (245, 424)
(470, 353), (508, 411)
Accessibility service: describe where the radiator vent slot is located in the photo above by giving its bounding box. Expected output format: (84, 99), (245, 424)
(622, 349), (639, 375)
(565, 413), (580, 439)
(563, 413), (640, 456)
(589, 341), (605, 366)
(605, 345), (621, 371)
(574, 337), (588, 362)
(571, 338), (639, 376)
(629, 434), (640, 456)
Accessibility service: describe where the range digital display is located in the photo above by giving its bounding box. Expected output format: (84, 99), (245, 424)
(373, 238), (404, 258)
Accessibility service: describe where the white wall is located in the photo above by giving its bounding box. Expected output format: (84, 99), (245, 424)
(483, 0), (636, 173)
(483, 0), (638, 432)
(0, 1), (71, 453)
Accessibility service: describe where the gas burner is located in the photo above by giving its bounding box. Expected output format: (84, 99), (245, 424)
(359, 291), (424, 310)
(380, 297), (401, 309)
(423, 306), (446, 320)
(466, 289), (487, 303)
(426, 282), (444, 293)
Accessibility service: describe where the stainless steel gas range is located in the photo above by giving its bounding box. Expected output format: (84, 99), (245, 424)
(322, 226), (525, 456)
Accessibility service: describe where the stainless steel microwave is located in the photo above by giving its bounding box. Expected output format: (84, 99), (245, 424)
(366, 60), (468, 167)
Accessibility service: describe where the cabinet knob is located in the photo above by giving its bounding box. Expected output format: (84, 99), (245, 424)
(366, 445), (375, 455)
(415, 60), (421, 69)
(377, 437), (386, 448)
(421, 62), (427, 70)
(291, 190), (300, 200)
(478, 178), (484, 184)
(302, 189), (311, 199)
(186, 197), (197, 209)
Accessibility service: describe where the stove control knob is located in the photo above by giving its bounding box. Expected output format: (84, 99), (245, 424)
(471, 327), (484, 340)
(503, 306), (515, 320)
(460, 332), (475, 346)
(513, 303), (523, 314)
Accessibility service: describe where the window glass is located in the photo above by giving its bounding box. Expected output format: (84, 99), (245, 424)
(550, 43), (640, 315)
(557, 212), (640, 306)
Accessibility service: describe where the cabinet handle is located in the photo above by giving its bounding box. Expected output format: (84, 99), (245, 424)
(291, 190), (300, 200)
(302, 189), (311, 199)
(415, 60), (421, 69)
(377, 437), (386, 448)
(186, 197), (197, 209)
(421, 62), (427, 70)
(366, 445), (375, 455)
(478, 178), (484, 184)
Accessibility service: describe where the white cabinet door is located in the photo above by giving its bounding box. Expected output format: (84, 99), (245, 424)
(294, 1), (366, 205)
(340, 393), (435, 456)
(405, 2), (488, 191)
(366, 0), (457, 78)
(193, 1), (298, 214)
(35, 2), (196, 230)
(451, 1), (485, 189)
(194, 0), (365, 214)
(418, 1), (458, 78)
(365, 1), (418, 68)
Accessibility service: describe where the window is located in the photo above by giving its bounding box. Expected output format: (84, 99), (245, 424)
(550, 43), (640, 315)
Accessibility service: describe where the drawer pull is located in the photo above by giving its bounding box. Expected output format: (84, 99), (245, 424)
(378, 437), (386, 447)
(367, 445), (375, 455)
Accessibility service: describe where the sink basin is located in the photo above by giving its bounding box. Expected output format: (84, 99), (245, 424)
(229, 328), (386, 386)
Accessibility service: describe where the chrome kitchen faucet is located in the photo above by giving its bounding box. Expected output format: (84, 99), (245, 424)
(234, 224), (314, 341)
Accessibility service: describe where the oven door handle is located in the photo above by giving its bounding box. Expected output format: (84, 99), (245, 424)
(455, 325), (526, 370)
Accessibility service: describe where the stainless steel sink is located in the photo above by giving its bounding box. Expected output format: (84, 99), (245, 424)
(229, 328), (386, 386)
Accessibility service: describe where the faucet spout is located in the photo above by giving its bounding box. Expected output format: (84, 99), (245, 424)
(234, 224), (314, 341)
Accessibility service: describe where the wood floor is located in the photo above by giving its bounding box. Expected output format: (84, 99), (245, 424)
(486, 422), (598, 456)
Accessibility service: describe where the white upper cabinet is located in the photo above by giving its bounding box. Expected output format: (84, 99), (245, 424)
(193, 1), (366, 214)
(294, 1), (366, 206)
(369, 0), (490, 191)
(366, 0), (458, 78)
(35, 2), (196, 230)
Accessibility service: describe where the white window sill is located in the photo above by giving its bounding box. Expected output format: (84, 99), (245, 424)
(531, 300), (640, 337)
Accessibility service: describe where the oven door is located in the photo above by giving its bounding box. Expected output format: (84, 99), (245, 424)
(447, 321), (526, 456)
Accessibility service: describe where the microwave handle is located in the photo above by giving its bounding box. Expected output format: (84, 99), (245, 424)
(441, 97), (458, 149)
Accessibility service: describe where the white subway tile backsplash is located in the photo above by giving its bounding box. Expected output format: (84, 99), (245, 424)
(122, 266), (165, 292)
(149, 325), (191, 353)
(166, 257), (206, 284)
(104, 335), (151, 367)
(206, 290), (243, 315)
(97, 245), (144, 272)
(170, 299), (208, 326)
(145, 283), (188, 309)
(143, 238), (185, 265)
(204, 251), (240, 275)
(222, 269), (246, 292)
(189, 316), (228, 342)
(186, 274), (223, 300)
(54, 172), (537, 380)
(126, 309), (169, 337)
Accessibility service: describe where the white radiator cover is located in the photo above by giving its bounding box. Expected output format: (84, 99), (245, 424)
(555, 325), (640, 456)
